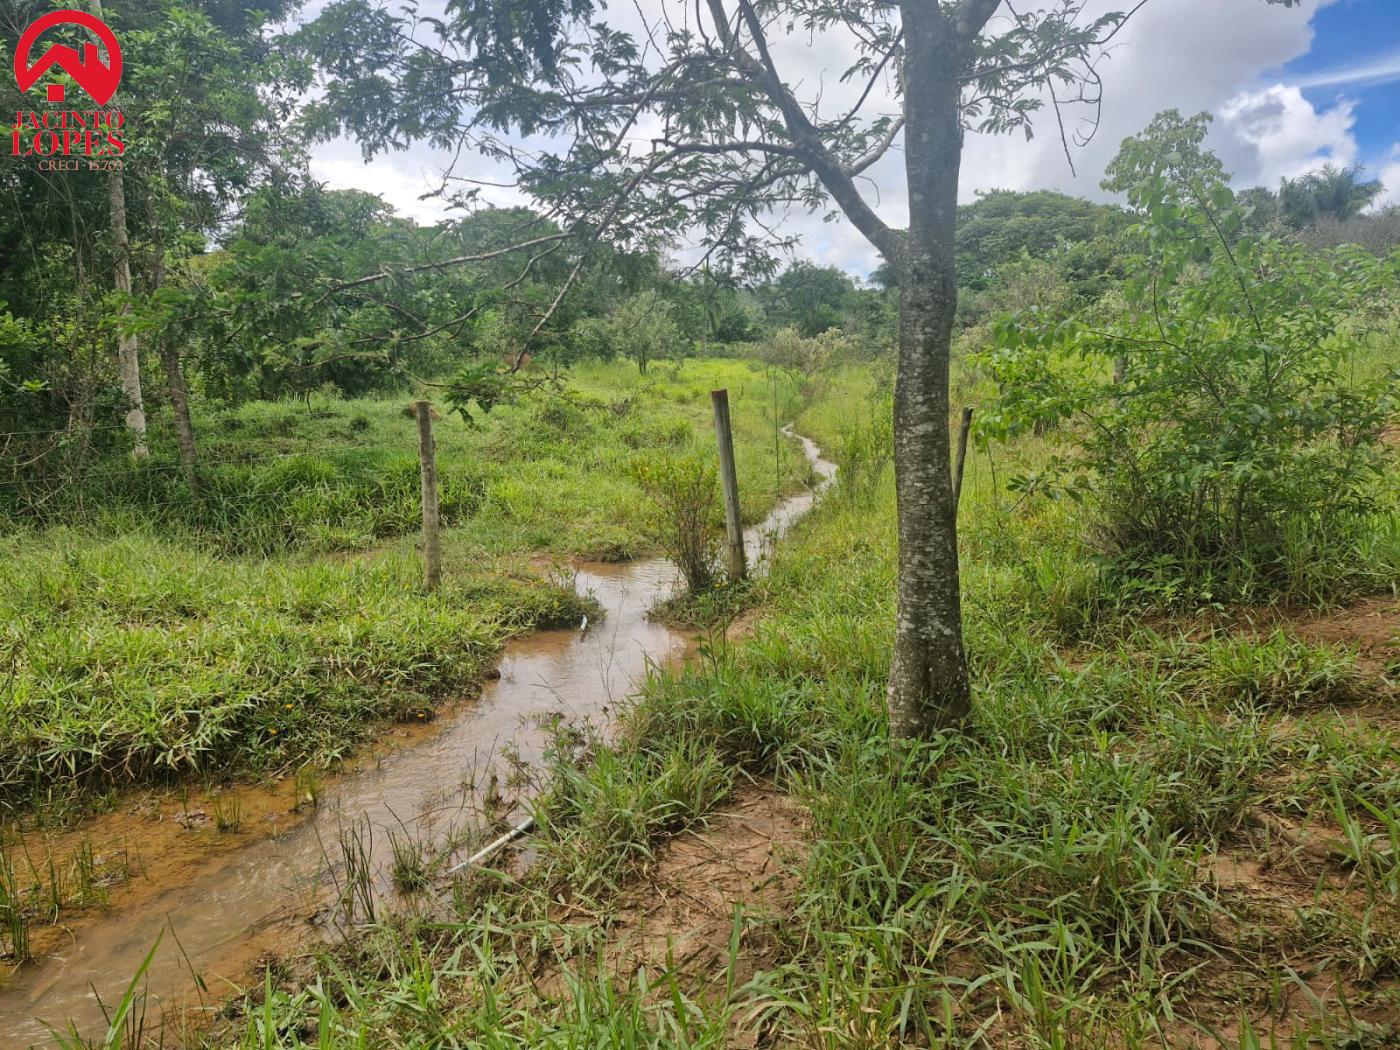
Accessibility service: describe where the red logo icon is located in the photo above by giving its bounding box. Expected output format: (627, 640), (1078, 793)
(13, 10), (123, 106)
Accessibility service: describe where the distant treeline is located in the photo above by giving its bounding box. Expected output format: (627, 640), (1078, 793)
(1, 0), (1394, 468)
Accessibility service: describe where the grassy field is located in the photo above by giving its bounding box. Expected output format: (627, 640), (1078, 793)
(175, 361), (1400, 1048)
(0, 358), (806, 818)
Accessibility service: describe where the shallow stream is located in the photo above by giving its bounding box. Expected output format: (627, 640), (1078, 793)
(0, 431), (835, 1047)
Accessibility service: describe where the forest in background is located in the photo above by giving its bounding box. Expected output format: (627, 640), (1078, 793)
(5, 0), (1398, 515)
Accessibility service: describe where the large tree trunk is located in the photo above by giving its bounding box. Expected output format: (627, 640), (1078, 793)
(886, 7), (971, 736)
(149, 242), (199, 486)
(93, 0), (147, 457)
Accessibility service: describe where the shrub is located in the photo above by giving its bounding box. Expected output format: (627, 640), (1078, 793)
(983, 123), (1399, 602)
(833, 395), (893, 501)
(633, 452), (723, 593)
(753, 327), (858, 399)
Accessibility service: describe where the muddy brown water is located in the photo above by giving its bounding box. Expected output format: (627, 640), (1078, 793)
(0, 431), (835, 1047)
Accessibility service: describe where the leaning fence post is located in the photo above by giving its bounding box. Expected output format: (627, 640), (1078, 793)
(414, 400), (442, 592)
(710, 388), (747, 581)
(954, 406), (974, 510)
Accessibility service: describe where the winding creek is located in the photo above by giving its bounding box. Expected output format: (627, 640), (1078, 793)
(0, 430), (835, 1047)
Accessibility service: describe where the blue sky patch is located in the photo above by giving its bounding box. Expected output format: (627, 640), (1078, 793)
(1282, 0), (1400, 169)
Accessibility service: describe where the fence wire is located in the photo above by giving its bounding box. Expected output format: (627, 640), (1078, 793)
(0, 382), (1007, 547)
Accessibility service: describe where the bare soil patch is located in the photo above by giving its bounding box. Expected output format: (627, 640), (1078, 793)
(1181, 833), (1400, 1047)
(1142, 594), (1400, 679)
(1253, 595), (1400, 677)
(601, 785), (803, 988)
(544, 784), (806, 1045)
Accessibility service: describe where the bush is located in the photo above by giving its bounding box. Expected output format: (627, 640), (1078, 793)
(633, 452), (723, 593)
(1298, 205), (1400, 257)
(833, 395), (893, 501)
(753, 327), (864, 400)
(983, 128), (1399, 603)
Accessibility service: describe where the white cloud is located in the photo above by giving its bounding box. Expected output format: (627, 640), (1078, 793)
(1377, 147), (1400, 207)
(1293, 49), (1400, 91)
(1218, 84), (1358, 183)
(309, 151), (456, 226)
(773, 0), (1345, 269)
(308, 138), (534, 224)
(305, 0), (1395, 273)
(890, 0), (1344, 269)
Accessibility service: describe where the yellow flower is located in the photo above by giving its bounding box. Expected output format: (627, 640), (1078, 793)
(268, 729), (278, 736)
(284, 703), (294, 710)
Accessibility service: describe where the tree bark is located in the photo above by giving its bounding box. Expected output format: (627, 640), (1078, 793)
(108, 159), (148, 456)
(147, 225), (200, 486)
(159, 341), (199, 484)
(92, 0), (147, 457)
(886, 5), (971, 735)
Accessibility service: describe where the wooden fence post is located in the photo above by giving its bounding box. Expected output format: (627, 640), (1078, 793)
(954, 406), (974, 510)
(711, 389), (747, 581)
(414, 400), (442, 592)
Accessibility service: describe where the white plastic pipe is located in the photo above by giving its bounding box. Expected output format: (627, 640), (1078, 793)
(444, 815), (536, 875)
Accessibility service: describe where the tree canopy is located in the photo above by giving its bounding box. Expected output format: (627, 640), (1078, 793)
(956, 190), (1126, 293)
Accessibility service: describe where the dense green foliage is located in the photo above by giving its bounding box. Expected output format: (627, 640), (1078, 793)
(0, 0), (298, 434)
(759, 262), (862, 337)
(1276, 164), (1386, 231)
(981, 121), (1399, 603)
(956, 189), (1128, 297)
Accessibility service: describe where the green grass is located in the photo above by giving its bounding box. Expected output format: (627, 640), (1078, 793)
(3, 358), (808, 559)
(0, 534), (583, 811)
(187, 366), (1400, 1048)
(0, 359), (806, 817)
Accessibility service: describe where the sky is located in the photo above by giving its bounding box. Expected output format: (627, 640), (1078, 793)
(306, 0), (1400, 276)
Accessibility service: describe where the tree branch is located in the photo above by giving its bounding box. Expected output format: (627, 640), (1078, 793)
(659, 139), (802, 158)
(844, 116), (905, 176)
(324, 231), (571, 294)
(722, 0), (902, 260)
(955, 0), (1003, 42)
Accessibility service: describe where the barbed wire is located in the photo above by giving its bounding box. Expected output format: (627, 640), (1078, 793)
(0, 445), (422, 490)
(0, 423), (132, 439)
(0, 385), (904, 518)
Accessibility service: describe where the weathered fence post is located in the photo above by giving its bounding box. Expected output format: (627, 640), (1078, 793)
(711, 388), (747, 581)
(954, 406), (974, 510)
(414, 400), (442, 592)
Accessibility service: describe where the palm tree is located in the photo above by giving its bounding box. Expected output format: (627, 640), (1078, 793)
(1278, 164), (1384, 230)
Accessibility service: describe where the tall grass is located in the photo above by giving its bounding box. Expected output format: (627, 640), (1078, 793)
(2, 359), (807, 559)
(0, 534), (588, 811)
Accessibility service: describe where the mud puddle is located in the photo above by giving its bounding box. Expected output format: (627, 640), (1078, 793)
(0, 430), (834, 1047)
